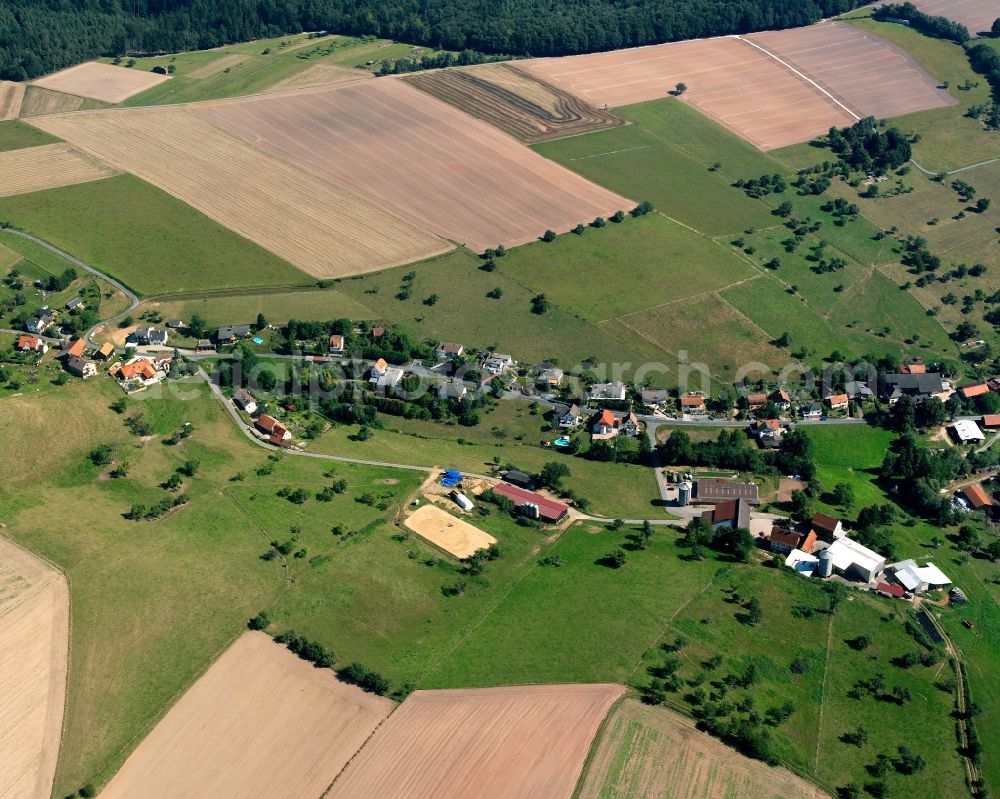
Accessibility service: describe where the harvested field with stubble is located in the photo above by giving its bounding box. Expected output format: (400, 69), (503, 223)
(0, 81), (24, 120)
(267, 62), (374, 92)
(404, 502), (497, 559)
(0, 143), (118, 197)
(30, 108), (451, 279)
(99, 632), (394, 799)
(327, 684), (624, 799)
(578, 700), (828, 799)
(193, 79), (631, 251)
(405, 63), (625, 143)
(0, 536), (68, 799)
(33, 62), (170, 103)
(520, 37), (856, 150)
(906, 0), (998, 36)
(17, 86), (84, 118)
(745, 22), (954, 120)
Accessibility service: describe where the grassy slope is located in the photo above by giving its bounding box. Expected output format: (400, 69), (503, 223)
(112, 34), (436, 107)
(0, 119), (59, 152)
(0, 174), (311, 295)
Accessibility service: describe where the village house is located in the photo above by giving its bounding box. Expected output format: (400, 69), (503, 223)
(65, 356), (96, 379)
(214, 324), (253, 344)
(746, 392), (767, 412)
(254, 414), (292, 444)
(95, 342), (115, 360)
(65, 297), (83, 311)
(232, 389), (257, 414)
(900, 362), (926, 375)
(749, 418), (784, 447)
(559, 404), (582, 428)
(679, 394), (707, 415)
(482, 352), (513, 376)
(824, 392), (849, 411)
(844, 380), (874, 401)
(536, 367), (563, 389)
(369, 358), (389, 380)
(639, 389), (670, 412)
(766, 525), (816, 555)
(982, 414), (1000, 429)
(588, 381), (626, 402)
(435, 342), (464, 361)
(166, 319), (185, 331)
(111, 357), (163, 392)
(951, 419), (985, 444)
(810, 512), (844, 543)
(17, 334), (48, 354)
(701, 498), (751, 530)
(436, 380), (468, 401)
(132, 326), (169, 347)
(770, 389), (791, 411)
(801, 402), (823, 420)
(328, 334), (345, 355)
(61, 338), (86, 360)
(26, 307), (56, 334)
(591, 408), (641, 439)
(374, 366), (406, 391)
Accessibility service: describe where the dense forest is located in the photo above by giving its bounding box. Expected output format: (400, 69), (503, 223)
(0, 0), (869, 80)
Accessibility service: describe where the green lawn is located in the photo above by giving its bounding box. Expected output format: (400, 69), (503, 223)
(0, 119), (58, 152)
(535, 102), (776, 236)
(497, 213), (756, 321)
(0, 174), (312, 295)
(336, 249), (669, 373)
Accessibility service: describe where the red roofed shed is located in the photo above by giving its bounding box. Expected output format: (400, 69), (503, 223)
(491, 482), (569, 523)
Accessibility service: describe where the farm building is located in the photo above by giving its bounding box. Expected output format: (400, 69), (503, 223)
(588, 381), (626, 402)
(693, 478), (759, 505)
(823, 537), (886, 583)
(491, 482), (568, 523)
(17, 334), (48, 353)
(959, 383), (989, 399)
(785, 548), (819, 576)
(61, 338), (86, 359)
(701, 498), (751, 530)
(982, 414), (1000, 428)
(232, 389), (257, 414)
(502, 470), (536, 489)
(879, 373), (945, 403)
(766, 525), (816, 554)
(890, 560), (951, 594)
(810, 512), (844, 542)
(874, 582), (907, 599)
(962, 483), (993, 510)
(951, 420), (985, 444)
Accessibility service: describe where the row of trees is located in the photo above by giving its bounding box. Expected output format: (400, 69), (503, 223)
(659, 427), (816, 480)
(0, 0), (870, 81)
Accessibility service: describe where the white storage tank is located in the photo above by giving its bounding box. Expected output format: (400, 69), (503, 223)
(818, 549), (834, 578)
(678, 481), (691, 507)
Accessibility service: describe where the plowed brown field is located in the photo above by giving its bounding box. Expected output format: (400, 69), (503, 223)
(327, 683), (624, 799)
(578, 699), (828, 799)
(0, 143), (118, 197)
(30, 108), (452, 278)
(32, 62), (170, 103)
(0, 536), (69, 799)
(405, 63), (625, 143)
(519, 37), (856, 150)
(745, 22), (955, 120)
(0, 81), (24, 120)
(193, 79), (631, 250)
(18, 86), (84, 118)
(99, 632), (394, 799)
(906, 0), (998, 36)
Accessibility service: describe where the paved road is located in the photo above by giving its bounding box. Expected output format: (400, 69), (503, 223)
(1, 229), (140, 348)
